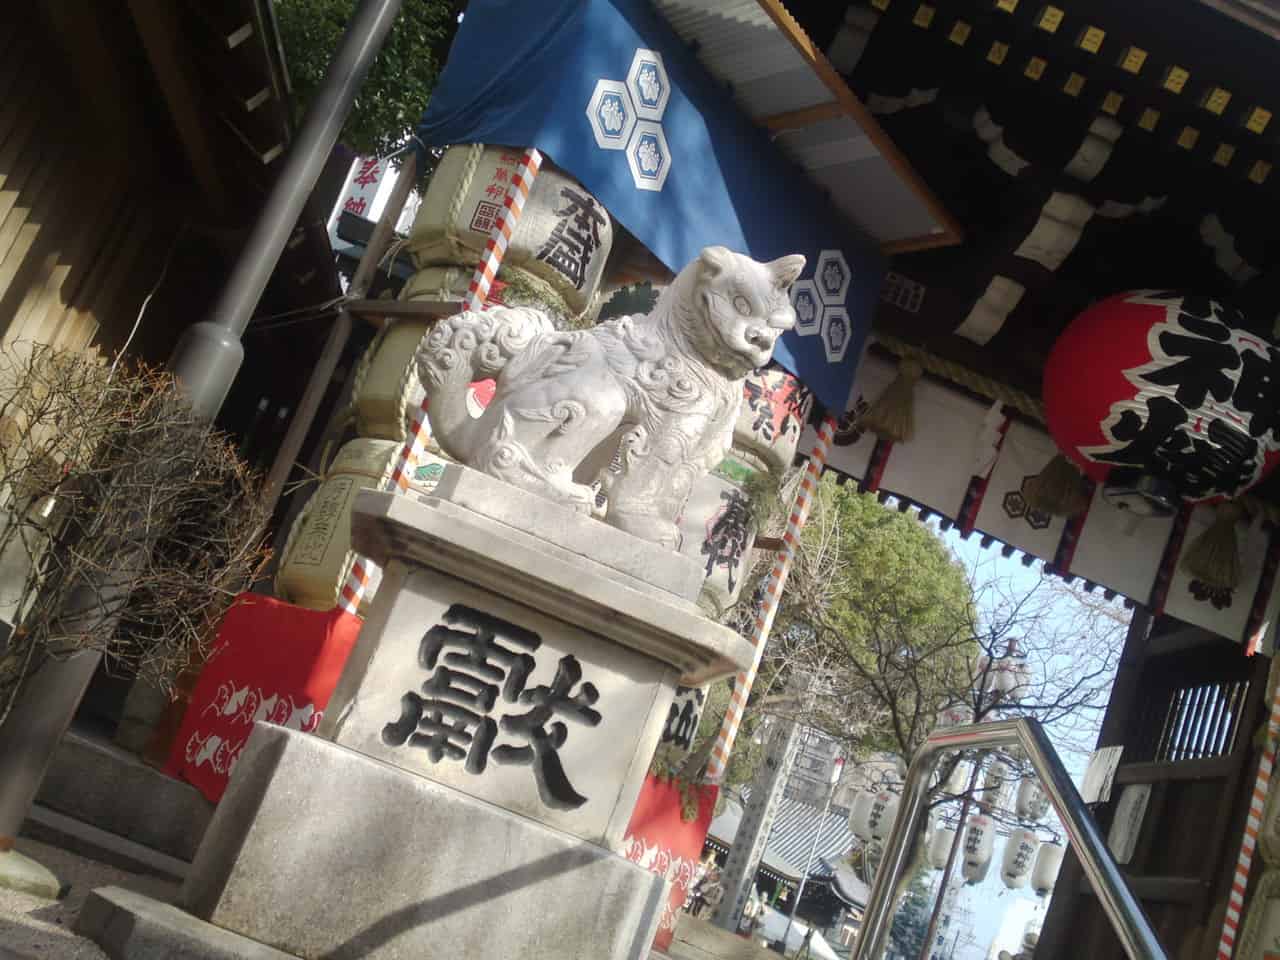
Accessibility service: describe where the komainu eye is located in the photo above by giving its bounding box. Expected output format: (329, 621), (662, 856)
(733, 295), (751, 316)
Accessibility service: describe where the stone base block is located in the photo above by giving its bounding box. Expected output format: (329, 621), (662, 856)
(37, 730), (213, 862)
(181, 724), (665, 960)
(76, 886), (300, 960)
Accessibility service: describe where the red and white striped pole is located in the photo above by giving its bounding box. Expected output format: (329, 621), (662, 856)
(705, 414), (836, 783)
(337, 147), (543, 616)
(1217, 681), (1280, 959)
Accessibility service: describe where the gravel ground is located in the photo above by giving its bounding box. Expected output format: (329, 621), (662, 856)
(0, 837), (179, 960)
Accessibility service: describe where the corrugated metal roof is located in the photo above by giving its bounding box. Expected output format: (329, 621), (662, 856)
(708, 789), (856, 883)
(651, 0), (961, 251)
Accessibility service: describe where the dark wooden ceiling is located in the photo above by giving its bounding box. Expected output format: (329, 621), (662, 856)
(785, 0), (1280, 400)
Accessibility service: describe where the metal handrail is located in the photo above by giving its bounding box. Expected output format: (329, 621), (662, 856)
(852, 719), (1167, 960)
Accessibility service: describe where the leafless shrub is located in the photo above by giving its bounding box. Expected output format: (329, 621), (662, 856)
(0, 345), (271, 726)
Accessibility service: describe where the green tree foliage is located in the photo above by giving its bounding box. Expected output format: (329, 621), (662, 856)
(770, 477), (976, 760)
(886, 870), (934, 960)
(274, 0), (461, 158)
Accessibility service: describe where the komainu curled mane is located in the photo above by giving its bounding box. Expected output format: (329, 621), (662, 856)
(416, 246), (804, 549)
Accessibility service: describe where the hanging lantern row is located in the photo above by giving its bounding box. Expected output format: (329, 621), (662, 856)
(936, 817), (1065, 894)
(976, 653), (1035, 704)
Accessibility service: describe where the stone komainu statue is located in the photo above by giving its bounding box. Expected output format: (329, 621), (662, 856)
(416, 246), (805, 549)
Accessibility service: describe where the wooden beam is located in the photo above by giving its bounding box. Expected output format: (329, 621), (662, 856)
(126, 0), (228, 209)
(753, 0), (964, 252)
(1080, 874), (1206, 905)
(345, 298), (464, 329)
(761, 101), (844, 132)
(1115, 755), (1236, 784)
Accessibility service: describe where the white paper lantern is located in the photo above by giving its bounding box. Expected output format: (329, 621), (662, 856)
(981, 759), (1013, 809)
(1016, 776), (1051, 822)
(937, 703), (974, 728)
(849, 792), (878, 843)
(868, 791), (900, 841)
(940, 758), (969, 795)
(1001, 828), (1041, 889)
(1032, 842), (1066, 895)
(961, 815), (995, 883)
(928, 826), (956, 870)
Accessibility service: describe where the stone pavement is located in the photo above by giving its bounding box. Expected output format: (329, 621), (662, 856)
(0, 837), (178, 959)
(656, 915), (778, 960)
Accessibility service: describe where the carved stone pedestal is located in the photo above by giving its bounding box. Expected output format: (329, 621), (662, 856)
(79, 466), (751, 960)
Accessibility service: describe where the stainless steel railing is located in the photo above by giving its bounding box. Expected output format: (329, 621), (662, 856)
(852, 719), (1167, 960)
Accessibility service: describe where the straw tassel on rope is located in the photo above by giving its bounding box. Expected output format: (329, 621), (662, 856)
(1181, 500), (1246, 591)
(862, 357), (923, 442)
(1023, 453), (1090, 517)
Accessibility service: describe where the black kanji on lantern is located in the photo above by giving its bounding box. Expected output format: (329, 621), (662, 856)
(535, 187), (606, 289)
(742, 379), (776, 441)
(1233, 348), (1280, 442)
(701, 488), (752, 590)
(382, 604), (602, 809)
(661, 687), (705, 751)
(1094, 395), (1259, 501)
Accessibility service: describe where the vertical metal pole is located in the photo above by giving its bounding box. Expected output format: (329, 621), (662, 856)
(169, 0), (406, 421)
(261, 151), (420, 515)
(916, 762), (982, 960)
(781, 768), (840, 948)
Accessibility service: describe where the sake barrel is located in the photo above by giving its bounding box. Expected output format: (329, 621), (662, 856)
(400, 262), (576, 328)
(928, 826), (956, 870)
(1032, 842), (1066, 895)
(734, 368), (812, 476)
(351, 320), (432, 443)
(659, 684), (708, 755)
(1015, 776), (1051, 822)
(677, 470), (756, 616)
(275, 439), (449, 613)
(1001, 828), (1040, 889)
(407, 144), (613, 315)
(961, 814), (995, 883)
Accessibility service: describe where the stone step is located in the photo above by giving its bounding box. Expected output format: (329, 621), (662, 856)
(34, 730), (212, 863)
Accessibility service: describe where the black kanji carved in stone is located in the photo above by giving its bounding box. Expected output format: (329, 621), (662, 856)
(382, 604), (602, 808)
(492, 654), (602, 810)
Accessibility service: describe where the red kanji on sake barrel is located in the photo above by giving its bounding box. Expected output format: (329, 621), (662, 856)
(1043, 291), (1280, 510)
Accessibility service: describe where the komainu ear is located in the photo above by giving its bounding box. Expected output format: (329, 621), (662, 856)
(698, 246), (734, 278)
(768, 254), (806, 290)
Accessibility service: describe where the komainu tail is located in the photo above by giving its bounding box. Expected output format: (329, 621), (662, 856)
(414, 306), (552, 462)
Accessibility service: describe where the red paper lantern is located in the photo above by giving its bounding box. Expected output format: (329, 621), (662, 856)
(1043, 291), (1280, 514)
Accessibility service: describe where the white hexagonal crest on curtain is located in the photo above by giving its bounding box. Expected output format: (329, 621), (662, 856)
(626, 121), (670, 191)
(790, 279), (822, 336)
(815, 249), (851, 306)
(822, 306), (853, 362)
(627, 49), (670, 121)
(587, 79), (635, 151)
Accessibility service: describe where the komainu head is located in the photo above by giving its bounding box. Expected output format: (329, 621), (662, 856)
(673, 246), (805, 379)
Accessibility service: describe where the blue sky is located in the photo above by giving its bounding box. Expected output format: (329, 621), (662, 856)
(920, 526), (1127, 960)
